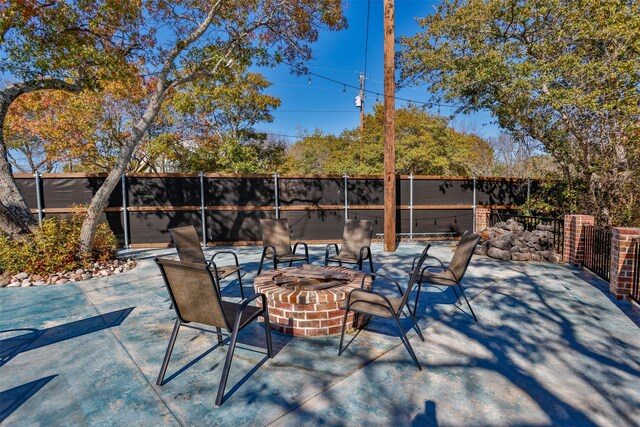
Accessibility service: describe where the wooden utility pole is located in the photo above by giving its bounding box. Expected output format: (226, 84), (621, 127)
(359, 72), (365, 133)
(383, 0), (396, 252)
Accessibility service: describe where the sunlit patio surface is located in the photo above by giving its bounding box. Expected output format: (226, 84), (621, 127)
(2, 242), (639, 426)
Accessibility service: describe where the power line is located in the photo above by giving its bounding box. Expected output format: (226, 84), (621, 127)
(280, 60), (463, 109)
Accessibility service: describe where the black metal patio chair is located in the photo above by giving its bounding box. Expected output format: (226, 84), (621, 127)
(324, 219), (375, 272)
(411, 231), (481, 322)
(338, 245), (432, 371)
(155, 257), (273, 406)
(257, 219), (309, 275)
(169, 225), (245, 298)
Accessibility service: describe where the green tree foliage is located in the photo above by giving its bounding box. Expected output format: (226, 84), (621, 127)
(285, 104), (493, 175)
(0, 0), (142, 238)
(400, 0), (640, 226)
(4, 66), (284, 174)
(1, 0), (346, 253)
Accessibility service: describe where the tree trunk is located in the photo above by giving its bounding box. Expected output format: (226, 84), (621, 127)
(0, 79), (82, 239)
(78, 91), (167, 255)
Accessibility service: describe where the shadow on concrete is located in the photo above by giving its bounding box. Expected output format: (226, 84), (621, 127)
(0, 375), (56, 422)
(0, 307), (134, 367)
(412, 400), (438, 427)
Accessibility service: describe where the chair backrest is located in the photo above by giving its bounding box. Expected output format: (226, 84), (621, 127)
(402, 244), (433, 306)
(341, 219), (374, 258)
(155, 258), (231, 329)
(169, 226), (206, 264)
(260, 219), (292, 255)
(448, 232), (481, 281)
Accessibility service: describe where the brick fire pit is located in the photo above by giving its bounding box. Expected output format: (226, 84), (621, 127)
(254, 265), (371, 337)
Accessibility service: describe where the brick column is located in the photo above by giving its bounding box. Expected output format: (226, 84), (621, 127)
(609, 228), (640, 300)
(475, 206), (491, 233)
(563, 214), (594, 266)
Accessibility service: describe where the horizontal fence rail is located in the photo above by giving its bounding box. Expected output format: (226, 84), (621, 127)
(632, 240), (640, 304)
(490, 211), (565, 255)
(13, 173), (534, 247)
(583, 225), (612, 282)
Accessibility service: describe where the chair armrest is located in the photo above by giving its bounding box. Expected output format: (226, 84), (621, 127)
(412, 253), (445, 270)
(232, 293), (266, 330)
(209, 251), (240, 267)
(358, 246), (371, 262)
(359, 272), (404, 296)
(238, 292), (263, 308)
(262, 244), (277, 258)
(292, 242), (309, 259)
(345, 288), (397, 314)
(325, 243), (339, 260)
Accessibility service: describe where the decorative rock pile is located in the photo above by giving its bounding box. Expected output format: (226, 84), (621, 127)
(475, 219), (562, 263)
(0, 258), (137, 288)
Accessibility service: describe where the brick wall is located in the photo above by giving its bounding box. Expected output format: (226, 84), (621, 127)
(563, 215), (595, 266)
(609, 228), (640, 300)
(475, 207), (491, 233)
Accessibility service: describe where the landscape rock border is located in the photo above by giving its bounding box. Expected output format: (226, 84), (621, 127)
(1, 258), (137, 288)
(475, 219), (562, 263)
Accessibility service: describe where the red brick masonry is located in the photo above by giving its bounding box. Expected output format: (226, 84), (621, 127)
(254, 265), (372, 337)
(563, 214), (595, 266)
(610, 228), (640, 300)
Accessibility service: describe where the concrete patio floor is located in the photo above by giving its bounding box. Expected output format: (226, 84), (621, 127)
(1, 242), (639, 426)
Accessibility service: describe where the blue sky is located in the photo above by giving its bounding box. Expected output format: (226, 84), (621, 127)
(255, 0), (502, 142)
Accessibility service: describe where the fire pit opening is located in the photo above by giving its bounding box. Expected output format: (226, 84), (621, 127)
(273, 266), (351, 291)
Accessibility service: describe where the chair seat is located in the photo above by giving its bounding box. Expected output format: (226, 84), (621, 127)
(342, 292), (404, 318)
(265, 253), (307, 262)
(211, 265), (240, 279)
(327, 253), (360, 263)
(221, 302), (263, 329)
(419, 269), (457, 286)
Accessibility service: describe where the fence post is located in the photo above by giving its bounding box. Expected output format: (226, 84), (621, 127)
(609, 228), (640, 300)
(199, 171), (207, 247)
(409, 173), (414, 241)
(472, 176), (477, 233)
(121, 174), (129, 248)
(563, 214), (594, 266)
(34, 170), (43, 226)
(274, 172), (280, 219)
(343, 173), (349, 220)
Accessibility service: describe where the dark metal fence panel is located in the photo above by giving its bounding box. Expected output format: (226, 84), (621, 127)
(410, 178), (474, 206)
(476, 179), (528, 206)
(128, 176), (198, 207)
(631, 240), (640, 304)
(404, 209), (474, 235)
(11, 173), (537, 247)
(490, 211), (565, 255)
(583, 225), (612, 282)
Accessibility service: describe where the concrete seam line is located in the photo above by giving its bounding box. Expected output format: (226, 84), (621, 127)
(77, 283), (185, 427)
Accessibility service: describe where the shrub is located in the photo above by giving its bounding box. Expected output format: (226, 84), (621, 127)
(0, 214), (118, 275)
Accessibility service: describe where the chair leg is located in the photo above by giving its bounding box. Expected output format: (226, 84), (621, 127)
(405, 309), (425, 342)
(457, 283), (478, 322)
(451, 286), (461, 304)
(257, 255), (265, 275)
(236, 270), (245, 299)
(263, 311), (273, 358)
(413, 282), (423, 313)
(391, 313), (422, 371)
(337, 308), (351, 356)
(157, 319), (181, 386)
(215, 326), (241, 406)
(357, 258), (363, 270)
(215, 327), (224, 347)
(368, 256), (375, 273)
